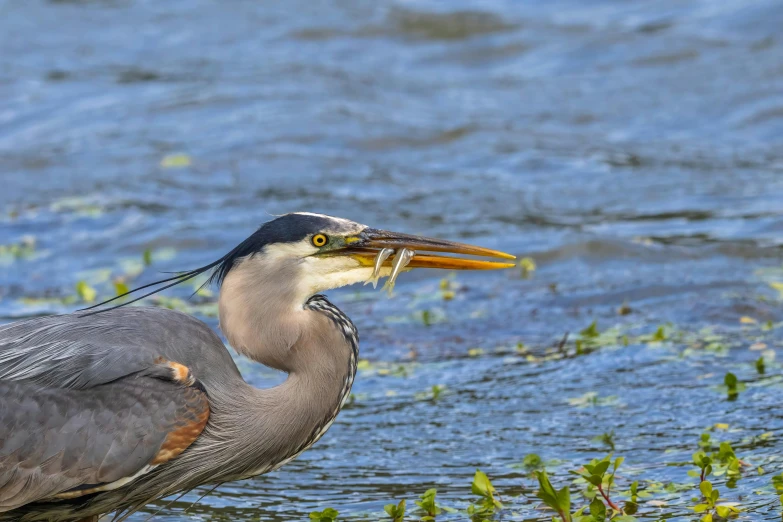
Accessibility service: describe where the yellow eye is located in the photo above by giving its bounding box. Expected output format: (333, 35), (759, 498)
(312, 234), (328, 247)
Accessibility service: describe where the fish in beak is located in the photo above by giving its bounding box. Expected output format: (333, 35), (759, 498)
(341, 228), (516, 291)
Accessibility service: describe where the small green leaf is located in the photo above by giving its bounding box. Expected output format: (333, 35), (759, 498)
(114, 280), (129, 297)
(589, 497), (606, 521)
(593, 460), (611, 476)
(75, 280), (97, 303)
(580, 321), (599, 338)
(724, 372), (738, 388)
(652, 325), (666, 341)
(523, 453), (543, 470)
(160, 153), (192, 168)
(471, 469), (494, 497)
(715, 505), (730, 518)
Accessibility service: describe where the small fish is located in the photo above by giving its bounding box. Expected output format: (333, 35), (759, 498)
(366, 248), (395, 288)
(369, 248), (395, 288)
(383, 248), (415, 295)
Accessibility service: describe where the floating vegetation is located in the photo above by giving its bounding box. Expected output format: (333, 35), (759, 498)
(567, 392), (621, 408)
(592, 430), (616, 451)
(692, 480), (740, 521)
(415, 489), (443, 520)
(49, 196), (104, 217)
(439, 277), (456, 300)
(755, 356), (765, 374)
(309, 507), (339, 521)
(75, 280), (97, 303)
(0, 235), (36, 264)
(691, 434), (745, 488)
(159, 153), (193, 168)
(518, 256), (536, 278)
(414, 384), (446, 402)
(536, 470), (573, 521)
(467, 470), (503, 519)
(522, 453), (544, 471)
(722, 372), (745, 401)
(384, 500), (405, 521)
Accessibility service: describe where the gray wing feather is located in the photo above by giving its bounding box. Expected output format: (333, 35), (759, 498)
(0, 307), (241, 389)
(0, 307), (228, 512)
(0, 374), (207, 512)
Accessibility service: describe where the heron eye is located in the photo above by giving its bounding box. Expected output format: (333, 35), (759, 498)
(312, 234), (328, 247)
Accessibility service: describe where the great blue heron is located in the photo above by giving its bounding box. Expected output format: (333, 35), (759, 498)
(0, 212), (514, 521)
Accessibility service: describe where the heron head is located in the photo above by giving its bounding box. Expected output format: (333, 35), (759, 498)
(213, 212), (515, 299)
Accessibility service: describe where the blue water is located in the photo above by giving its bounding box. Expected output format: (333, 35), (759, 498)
(2, 0), (783, 520)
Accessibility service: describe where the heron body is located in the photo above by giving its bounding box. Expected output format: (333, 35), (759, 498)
(0, 213), (514, 521)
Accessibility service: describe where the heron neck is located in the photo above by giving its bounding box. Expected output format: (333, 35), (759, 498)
(218, 257), (306, 372)
(215, 260), (358, 477)
(204, 303), (357, 480)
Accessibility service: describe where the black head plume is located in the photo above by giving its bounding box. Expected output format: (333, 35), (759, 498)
(79, 213), (339, 316)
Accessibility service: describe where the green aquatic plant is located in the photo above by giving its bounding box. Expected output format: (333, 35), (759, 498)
(652, 325), (666, 341)
(160, 153), (192, 168)
(113, 279), (130, 297)
(772, 473), (783, 507)
(622, 481), (639, 516)
(75, 280), (97, 303)
(571, 455), (622, 512)
(415, 384), (446, 402)
(713, 442), (742, 487)
(523, 453), (544, 471)
(309, 507), (339, 521)
(518, 257), (536, 278)
(580, 321), (600, 339)
(692, 451), (713, 483)
(415, 489), (442, 520)
(692, 480), (740, 521)
(567, 392), (620, 408)
(755, 356), (765, 374)
(536, 470), (572, 522)
(384, 499), (406, 521)
(0, 236), (36, 262)
(592, 431), (615, 451)
(414, 308), (447, 326)
(691, 435), (744, 487)
(467, 469), (503, 520)
(723, 373), (745, 401)
(439, 277), (456, 300)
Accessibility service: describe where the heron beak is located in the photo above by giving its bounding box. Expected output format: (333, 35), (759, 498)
(343, 228), (516, 270)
